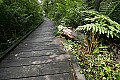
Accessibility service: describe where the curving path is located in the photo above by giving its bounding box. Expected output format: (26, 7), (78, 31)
(0, 18), (85, 80)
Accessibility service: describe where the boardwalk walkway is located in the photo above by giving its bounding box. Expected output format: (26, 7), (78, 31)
(0, 18), (77, 80)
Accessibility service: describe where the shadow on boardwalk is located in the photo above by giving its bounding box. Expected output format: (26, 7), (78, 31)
(0, 18), (75, 80)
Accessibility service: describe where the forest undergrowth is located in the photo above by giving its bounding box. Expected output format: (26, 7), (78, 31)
(0, 0), (44, 54)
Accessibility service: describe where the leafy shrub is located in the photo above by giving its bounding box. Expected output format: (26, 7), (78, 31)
(42, 0), (84, 26)
(60, 8), (85, 28)
(73, 10), (120, 79)
(0, 0), (43, 52)
(76, 10), (120, 39)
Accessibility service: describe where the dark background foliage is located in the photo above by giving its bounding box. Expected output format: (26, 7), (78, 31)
(0, 0), (43, 52)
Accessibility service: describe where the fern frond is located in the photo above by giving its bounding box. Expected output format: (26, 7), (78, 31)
(76, 10), (120, 39)
(76, 23), (95, 31)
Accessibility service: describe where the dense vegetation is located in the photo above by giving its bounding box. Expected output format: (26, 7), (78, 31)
(0, 0), (120, 79)
(0, 0), (43, 53)
(42, 0), (120, 79)
(100, 0), (120, 24)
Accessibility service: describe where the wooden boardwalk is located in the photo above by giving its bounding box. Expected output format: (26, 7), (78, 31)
(0, 18), (77, 80)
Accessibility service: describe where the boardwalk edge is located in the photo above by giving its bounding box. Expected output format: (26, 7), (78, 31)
(0, 21), (44, 60)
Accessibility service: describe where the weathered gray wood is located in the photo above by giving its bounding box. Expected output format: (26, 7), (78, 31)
(9, 73), (72, 80)
(0, 55), (69, 68)
(0, 62), (70, 79)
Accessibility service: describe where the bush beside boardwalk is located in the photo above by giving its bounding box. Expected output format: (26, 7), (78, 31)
(0, 0), (44, 53)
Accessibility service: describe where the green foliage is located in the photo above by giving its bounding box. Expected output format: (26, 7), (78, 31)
(76, 10), (120, 39)
(78, 51), (120, 80)
(60, 8), (84, 28)
(0, 0), (3, 3)
(63, 40), (120, 80)
(100, 0), (120, 24)
(0, 0), (43, 52)
(42, 0), (120, 79)
(59, 9), (120, 80)
(82, 0), (95, 10)
(42, 0), (84, 27)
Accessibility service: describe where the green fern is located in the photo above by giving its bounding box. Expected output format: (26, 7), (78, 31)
(76, 11), (120, 39)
